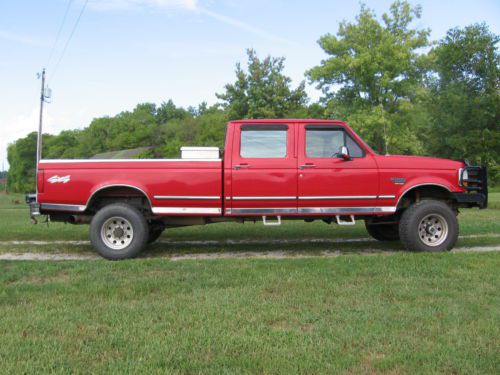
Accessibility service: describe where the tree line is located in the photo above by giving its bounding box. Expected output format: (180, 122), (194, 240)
(6, 1), (499, 192)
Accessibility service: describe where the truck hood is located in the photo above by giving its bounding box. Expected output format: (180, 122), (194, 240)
(373, 154), (464, 170)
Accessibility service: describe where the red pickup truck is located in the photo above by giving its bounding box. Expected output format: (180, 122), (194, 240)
(27, 119), (487, 259)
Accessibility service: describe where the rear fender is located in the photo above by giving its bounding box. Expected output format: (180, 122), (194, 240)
(86, 183), (153, 210)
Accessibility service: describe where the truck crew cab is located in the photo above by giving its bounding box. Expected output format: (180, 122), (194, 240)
(27, 119), (488, 259)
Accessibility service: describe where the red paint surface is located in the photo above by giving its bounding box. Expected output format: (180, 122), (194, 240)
(38, 119), (466, 217)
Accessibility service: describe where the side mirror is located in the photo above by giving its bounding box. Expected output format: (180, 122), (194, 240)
(339, 146), (351, 161)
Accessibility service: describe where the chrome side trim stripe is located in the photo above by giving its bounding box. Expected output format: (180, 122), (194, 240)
(298, 196), (377, 200)
(40, 205), (396, 215)
(154, 195), (220, 200)
(232, 196), (296, 201)
(229, 208), (297, 215)
(40, 159), (221, 163)
(231, 196), (395, 200)
(227, 206), (397, 215)
(152, 207), (221, 214)
(40, 203), (86, 212)
(298, 207), (396, 214)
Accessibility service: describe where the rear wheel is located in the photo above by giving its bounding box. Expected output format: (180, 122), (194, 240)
(399, 200), (458, 252)
(365, 222), (400, 241)
(90, 203), (148, 260)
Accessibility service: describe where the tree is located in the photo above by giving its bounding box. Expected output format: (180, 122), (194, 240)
(307, 1), (430, 154)
(75, 103), (159, 157)
(426, 24), (500, 183)
(6, 132), (38, 192)
(217, 49), (308, 119)
(156, 99), (191, 124)
(44, 130), (82, 159)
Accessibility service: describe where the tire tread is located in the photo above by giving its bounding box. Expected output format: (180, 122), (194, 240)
(399, 200), (458, 252)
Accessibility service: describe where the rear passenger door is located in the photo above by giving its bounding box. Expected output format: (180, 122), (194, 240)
(228, 123), (297, 216)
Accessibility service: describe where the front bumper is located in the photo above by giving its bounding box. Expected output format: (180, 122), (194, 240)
(452, 192), (487, 209)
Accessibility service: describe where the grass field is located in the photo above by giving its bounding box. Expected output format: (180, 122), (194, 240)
(0, 193), (499, 374)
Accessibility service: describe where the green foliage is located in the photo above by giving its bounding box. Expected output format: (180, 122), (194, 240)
(155, 107), (228, 158)
(7, 132), (38, 193)
(156, 99), (191, 123)
(307, 1), (430, 154)
(425, 24), (500, 184)
(75, 103), (159, 158)
(217, 49), (308, 119)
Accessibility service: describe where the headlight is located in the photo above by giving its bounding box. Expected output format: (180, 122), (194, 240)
(459, 168), (469, 186)
(462, 169), (469, 181)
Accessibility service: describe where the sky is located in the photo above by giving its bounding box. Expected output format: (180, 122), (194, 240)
(1, 0), (499, 170)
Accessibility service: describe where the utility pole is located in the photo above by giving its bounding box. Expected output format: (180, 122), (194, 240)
(35, 68), (51, 200)
(36, 68), (46, 167)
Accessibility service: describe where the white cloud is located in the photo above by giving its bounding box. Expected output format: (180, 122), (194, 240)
(89, 0), (294, 45)
(198, 8), (295, 46)
(88, 0), (198, 11)
(0, 106), (92, 170)
(0, 107), (39, 170)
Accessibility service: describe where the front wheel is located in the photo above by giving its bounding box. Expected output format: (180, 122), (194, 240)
(90, 203), (148, 260)
(399, 200), (458, 252)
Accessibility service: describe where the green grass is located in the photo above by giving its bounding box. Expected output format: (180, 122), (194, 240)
(489, 185), (500, 193)
(1, 254), (499, 374)
(0, 192), (499, 374)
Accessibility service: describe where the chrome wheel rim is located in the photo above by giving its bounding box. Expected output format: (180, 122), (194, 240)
(101, 216), (134, 250)
(418, 214), (448, 247)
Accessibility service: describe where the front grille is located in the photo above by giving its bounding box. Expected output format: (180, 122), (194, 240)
(461, 166), (488, 207)
(461, 167), (486, 191)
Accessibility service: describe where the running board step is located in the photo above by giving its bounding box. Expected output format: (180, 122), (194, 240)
(335, 215), (355, 225)
(262, 216), (281, 226)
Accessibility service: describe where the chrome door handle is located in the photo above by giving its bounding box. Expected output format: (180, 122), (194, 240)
(234, 164), (250, 170)
(299, 163), (316, 169)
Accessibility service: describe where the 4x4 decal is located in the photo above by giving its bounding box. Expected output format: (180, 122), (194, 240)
(47, 175), (71, 184)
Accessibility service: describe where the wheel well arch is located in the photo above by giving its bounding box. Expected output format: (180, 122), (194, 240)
(85, 184), (152, 213)
(396, 184), (452, 210)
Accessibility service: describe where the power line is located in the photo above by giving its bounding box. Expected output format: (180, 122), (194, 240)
(46, 0), (75, 69)
(49, 0), (89, 84)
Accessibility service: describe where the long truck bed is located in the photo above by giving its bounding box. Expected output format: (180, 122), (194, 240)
(37, 159), (223, 216)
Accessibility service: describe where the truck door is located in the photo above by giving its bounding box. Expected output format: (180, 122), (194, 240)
(297, 123), (381, 215)
(227, 123), (297, 216)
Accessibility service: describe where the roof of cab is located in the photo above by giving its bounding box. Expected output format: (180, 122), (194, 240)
(229, 119), (345, 124)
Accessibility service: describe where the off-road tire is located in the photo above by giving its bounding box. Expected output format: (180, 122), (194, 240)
(90, 203), (148, 260)
(365, 222), (400, 241)
(399, 200), (458, 252)
(147, 228), (164, 244)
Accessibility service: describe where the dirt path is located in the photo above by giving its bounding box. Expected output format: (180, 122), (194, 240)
(0, 245), (498, 261)
(1, 233), (499, 247)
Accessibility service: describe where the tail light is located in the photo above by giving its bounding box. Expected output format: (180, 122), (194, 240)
(37, 169), (44, 193)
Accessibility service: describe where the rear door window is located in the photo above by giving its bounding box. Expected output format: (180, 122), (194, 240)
(240, 125), (288, 158)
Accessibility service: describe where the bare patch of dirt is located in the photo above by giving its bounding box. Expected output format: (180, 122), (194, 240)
(0, 246), (498, 261)
(0, 253), (100, 261)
